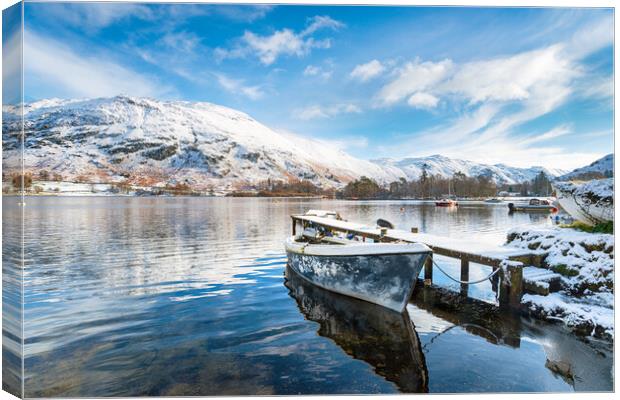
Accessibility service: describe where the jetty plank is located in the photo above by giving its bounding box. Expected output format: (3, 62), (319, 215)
(292, 215), (535, 268)
(292, 214), (537, 311)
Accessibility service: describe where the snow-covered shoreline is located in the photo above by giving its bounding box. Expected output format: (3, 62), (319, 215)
(506, 226), (614, 340)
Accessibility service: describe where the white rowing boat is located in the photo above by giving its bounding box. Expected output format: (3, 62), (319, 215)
(284, 211), (431, 312)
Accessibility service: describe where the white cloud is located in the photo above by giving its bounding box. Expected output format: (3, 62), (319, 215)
(407, 92), (439, 109)
(518, 125), (572, 146)
(276, 128), (368, 154)
(215, 74), (264, 100)
(567, 15), (614, 60)
(209, 5), (273, 22)
(294, 103), (361, 120)
(215, 15), (344, 65)
(242, 29), (309, 65)
(376, 59), (453, 105)
(2, 25), (21, 104)
(579, 75), (613, 100)
(350, 59), (385, 82)
(373, 15), (612, 171)
(301, 15), (345, 36)
(159, 31), (200, 53)
(303, 65), (320, 76)
(303, 65), (332, 80)
(440, 45), (573, 105)
(326, 136), (369, 150)
(24, 30), (170, 98)
(44, 3), (154, 32)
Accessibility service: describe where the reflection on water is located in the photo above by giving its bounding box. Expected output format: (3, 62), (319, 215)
(1, 196), (613, 396)
(410, 285), (613, 392)
(285, 265), (428, 393)
(2, 196), (23, 398)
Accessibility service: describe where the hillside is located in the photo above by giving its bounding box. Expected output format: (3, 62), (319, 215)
(558, 154), (613, 181)
(2, 96), (394, 190)
(2, 96), (568, 191)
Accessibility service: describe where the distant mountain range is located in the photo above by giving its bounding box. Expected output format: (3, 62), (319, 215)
(372, 155), (566, 186)
(558, 153), (613, 180)
(2, 96), (606, 191)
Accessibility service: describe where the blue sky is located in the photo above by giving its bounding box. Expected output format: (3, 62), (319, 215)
(17, 2), (614, 170)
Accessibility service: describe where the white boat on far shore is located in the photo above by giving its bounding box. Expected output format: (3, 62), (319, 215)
(553, 179), (613, 225)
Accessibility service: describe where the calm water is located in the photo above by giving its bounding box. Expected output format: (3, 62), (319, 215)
(2, 197), (614, 396)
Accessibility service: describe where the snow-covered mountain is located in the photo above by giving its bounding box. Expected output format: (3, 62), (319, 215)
(558, 154), (613, 180)
(2, 96), (395, 190)
(372, 155), (565, 185)
(2, 96), (567, 190)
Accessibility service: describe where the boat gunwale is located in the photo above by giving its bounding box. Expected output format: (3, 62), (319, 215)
(285, 236), (431, 257)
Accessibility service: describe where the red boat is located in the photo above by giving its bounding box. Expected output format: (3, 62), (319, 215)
(435, 199), (458, 207)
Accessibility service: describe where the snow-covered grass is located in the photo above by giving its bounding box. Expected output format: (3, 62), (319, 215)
(522, 293), (614, 339)
(506, 226), (614, 339)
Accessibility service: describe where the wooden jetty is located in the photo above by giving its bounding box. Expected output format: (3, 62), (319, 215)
(291, 214), (544, 310)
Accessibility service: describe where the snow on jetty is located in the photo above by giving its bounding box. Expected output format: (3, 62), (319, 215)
(506, 227), (614, 339)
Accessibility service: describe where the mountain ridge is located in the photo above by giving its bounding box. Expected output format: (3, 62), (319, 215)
(2, 96), (574, 190)
(558, 153), (613, 180)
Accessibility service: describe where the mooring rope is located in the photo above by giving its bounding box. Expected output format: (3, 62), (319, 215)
(431, 258), (501, 285)
(421, 322), (501, 353)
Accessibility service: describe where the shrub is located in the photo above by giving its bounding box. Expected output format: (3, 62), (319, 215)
(12, 173), (32, 190)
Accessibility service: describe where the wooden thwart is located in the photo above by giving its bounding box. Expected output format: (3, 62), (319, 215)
(292, 214), (534, 310)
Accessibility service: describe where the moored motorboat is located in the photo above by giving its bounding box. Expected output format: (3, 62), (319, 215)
(435, 199), (458, 207)
(284, 211), (431, 312)
(508, 198), (557, 213)
(484, 198), (504, 203)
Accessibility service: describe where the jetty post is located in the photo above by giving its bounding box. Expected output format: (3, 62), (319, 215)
(499, 261), (524, 310)
(460, 258), (469, 295)
(424, 255), (433, 286)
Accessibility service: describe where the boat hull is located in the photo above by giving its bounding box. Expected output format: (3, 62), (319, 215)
(508, 203), (556, 213)
(552, 181), (613, 225)
(285, 238), (430, 312)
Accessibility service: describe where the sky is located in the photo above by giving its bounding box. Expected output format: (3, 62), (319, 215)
(10, 2), (616, 170)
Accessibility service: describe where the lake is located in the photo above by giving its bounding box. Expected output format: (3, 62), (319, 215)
(2, 197), (613, 396)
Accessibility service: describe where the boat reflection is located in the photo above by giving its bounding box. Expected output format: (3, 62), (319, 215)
(284, 265), (428, 393)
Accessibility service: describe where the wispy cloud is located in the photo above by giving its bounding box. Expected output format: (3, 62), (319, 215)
(407, 92), (439, 109)
(2, 20), (21, 104)
(276, 128), (368, 152)
(350, 59), (385, 82)
(39, 3), (154, 33)
(215, 15), (344, 65)
(209, 5), (273, 22)
(159, 31), (201, 53)
(300, 15), (345, 36)
(215, 73), (264, 100)
(518, 125), (572, 146)
(376, 59), (452, 106)
(24, 30), (171, 98)
(303, 64), (332, 80)
(294, 103), (361, 120)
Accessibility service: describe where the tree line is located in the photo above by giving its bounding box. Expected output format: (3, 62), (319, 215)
(3, 168), (556, 199)
(338, 171), (554, 200)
